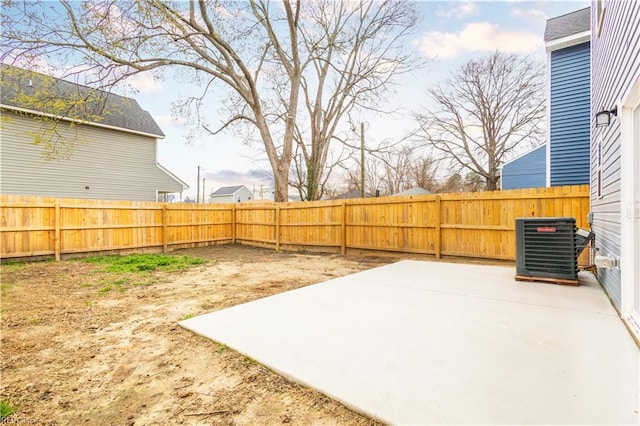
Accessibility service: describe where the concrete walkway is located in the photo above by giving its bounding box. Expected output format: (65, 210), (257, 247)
(180, 260), (640, 425)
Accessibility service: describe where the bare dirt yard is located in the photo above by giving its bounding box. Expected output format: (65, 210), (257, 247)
(1, 244), (394, 425)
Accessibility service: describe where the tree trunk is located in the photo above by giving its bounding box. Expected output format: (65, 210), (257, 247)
(486, 176), (498, 191)
(273, 162), (290, 202)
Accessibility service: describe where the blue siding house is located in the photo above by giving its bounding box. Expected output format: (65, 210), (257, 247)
(548, 41), (591, 185)
(545, 7), (591, 187)
(501, 145), (546, 190)
(501, 8), (590, 190)
(590, 0), (640, 340)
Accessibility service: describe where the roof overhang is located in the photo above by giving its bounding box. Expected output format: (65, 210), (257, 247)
(545, 30), (590, 52)
(156, 162), (189, 191)
(1, 103), (165, 139)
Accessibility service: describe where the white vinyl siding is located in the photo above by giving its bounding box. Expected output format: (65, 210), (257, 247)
(210, 187), (253, 203)
(0, 112), (184, 201)
(590, 0), (640, 308)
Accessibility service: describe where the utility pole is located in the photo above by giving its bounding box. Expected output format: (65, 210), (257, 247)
(202, 178), (206, 203)
(361, 122), (365, 198)
(196, 165), (201, 204)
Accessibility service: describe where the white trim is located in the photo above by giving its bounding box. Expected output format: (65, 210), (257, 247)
(545, 30), (590, 52)
(596, 0), (606, 38)
(0, 103), (165, 139)
(546, 50), (552, 187)
(619, 76), (640, 329)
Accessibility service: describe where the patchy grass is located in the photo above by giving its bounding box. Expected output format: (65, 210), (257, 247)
(0, 399), (16, 421)
(180, 313), (196, 321)
(1, 262), (30, 291)
(79, 254), (206, 294)
(82, 253), (205, 273)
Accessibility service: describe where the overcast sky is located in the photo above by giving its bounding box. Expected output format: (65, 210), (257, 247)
(125, 0), (590, 199)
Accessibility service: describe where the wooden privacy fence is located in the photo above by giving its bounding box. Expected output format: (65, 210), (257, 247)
(1, 185), (590, 262)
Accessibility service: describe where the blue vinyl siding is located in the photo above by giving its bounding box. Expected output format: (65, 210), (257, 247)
(501, 145), (546, 189)
(549, 42), (591, 186)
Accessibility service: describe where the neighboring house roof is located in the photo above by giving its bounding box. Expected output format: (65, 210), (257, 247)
(544, 7), (590, 42)
(157, 163), (189, 191)
(0, 64), (164, 138)
(392, 187), (432, 197)
(329, 189), (375, 200)
(211, 185), (247, 196)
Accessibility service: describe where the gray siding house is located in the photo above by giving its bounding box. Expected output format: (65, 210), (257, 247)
(590, 0), (640, 338)
(0, 65), (187, 201)
(501, 8), (591, 190)
(210, 185), (254, 203)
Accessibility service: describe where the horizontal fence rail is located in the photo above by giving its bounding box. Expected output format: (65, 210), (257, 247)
(0, 185), (590, 262)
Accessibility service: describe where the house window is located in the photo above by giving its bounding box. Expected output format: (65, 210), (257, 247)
(596, 0), (606, 37)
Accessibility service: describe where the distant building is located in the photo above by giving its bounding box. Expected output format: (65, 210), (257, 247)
(329, 189), (375, 200)
(209, 185), (254, 203)
(391, 187), (432, 197)
(501, 145), (546, 190)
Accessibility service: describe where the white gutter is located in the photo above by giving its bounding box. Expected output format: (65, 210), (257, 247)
(545, 30), (590, 52)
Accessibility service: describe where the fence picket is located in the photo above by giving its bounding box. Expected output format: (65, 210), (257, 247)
(0, 185), (590, 261)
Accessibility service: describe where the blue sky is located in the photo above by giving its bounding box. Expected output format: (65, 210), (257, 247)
(105, 1), (590, 199)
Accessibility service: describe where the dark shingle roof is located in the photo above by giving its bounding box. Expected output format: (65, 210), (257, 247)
(544, 7), (590, 42)
(0, 64), (164, 137)
(211, 185), (245, 196)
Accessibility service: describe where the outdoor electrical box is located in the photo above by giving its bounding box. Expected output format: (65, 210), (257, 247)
(515, 217), (590, 285)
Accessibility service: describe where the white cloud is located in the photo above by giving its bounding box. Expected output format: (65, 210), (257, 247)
(415, 22), (543, 59)
(125, 72), (163, 94)
(436, 1), (477, 18)
(153, 114), (186, 128)
(1, 51), (56, 75)
(511, 8), (547, 23)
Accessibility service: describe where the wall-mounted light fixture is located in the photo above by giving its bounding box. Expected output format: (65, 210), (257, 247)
(595, 105), (617, 127)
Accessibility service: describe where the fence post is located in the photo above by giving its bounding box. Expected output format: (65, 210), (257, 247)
(54, 199), (61, 261)
(435, 196), (441, 259)
(162, 205), (168, 253)
(275, 204), (281, 251)
(231, 204), (236, 243)
(341, 200), (347, 255)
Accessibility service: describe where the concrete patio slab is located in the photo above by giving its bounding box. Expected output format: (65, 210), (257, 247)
(180, 260), (640, 425)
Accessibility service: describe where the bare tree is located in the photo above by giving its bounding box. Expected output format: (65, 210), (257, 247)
(2, 0), (422, 202)
(340, 143), (439, 197)
(437, 171), (486, 193)
(342, 156), (383, 197)
(414, 52), (545, 190)
(2, 0), (303, 201)
(290, 139), (352, 201)
(290, 0), (422, 200)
